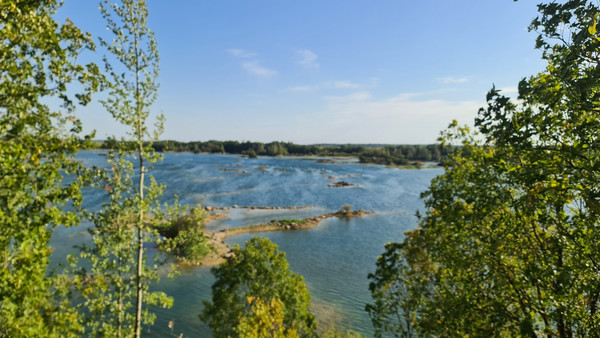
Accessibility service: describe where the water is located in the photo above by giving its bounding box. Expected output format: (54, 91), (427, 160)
(51, 151), (442, 337)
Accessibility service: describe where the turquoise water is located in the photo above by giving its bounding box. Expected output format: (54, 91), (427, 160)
(52, 151), (442, 337)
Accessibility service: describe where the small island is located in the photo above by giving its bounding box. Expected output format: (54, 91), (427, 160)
(161, 205), (374, 267)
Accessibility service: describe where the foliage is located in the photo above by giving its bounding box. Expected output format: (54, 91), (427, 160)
(102, 139), (453, 164)
(338, 204), (352, 216)
(245, 148), (259, 158)
(367, 1), (600, 336)
(236, 297), (299, 338)
(201, 237), (317, 337)
(75, 151), (173, 337)
(278, 219), (308, 226)
(73, 0), (171, 336)
(320, 326), (363, 338)
(156, 204), (211, 265)
(235, 296), (363, 338)
(0, 0), (99, 335)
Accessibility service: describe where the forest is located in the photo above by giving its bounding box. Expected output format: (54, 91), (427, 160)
(99, 140), (455, 165)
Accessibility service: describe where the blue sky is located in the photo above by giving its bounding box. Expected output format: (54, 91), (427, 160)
(58, 1), (545, 144)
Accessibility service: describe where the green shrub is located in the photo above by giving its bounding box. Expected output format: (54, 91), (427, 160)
(157, 205), (210, 264)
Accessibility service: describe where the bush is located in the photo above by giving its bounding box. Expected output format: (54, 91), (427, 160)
(157, 205), (210, 264)
(337, 205), (352, 216)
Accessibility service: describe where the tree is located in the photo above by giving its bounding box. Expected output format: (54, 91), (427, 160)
(75, 150), (140, 337)
(367, 1), (600, 336)
(76, 1), (171, 336)
(0, 0), (99, 335)
(74, 148), (172, 337)
(236, 297), (299, 338)
(201, 236), (317, 337)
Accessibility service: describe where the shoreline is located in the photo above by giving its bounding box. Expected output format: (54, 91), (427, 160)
(198, 209), (374, 267)
(85, 148), (442, 168)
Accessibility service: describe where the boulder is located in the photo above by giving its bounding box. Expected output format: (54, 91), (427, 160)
(328, 181), (357, 188)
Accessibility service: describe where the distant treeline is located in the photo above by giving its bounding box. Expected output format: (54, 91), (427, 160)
(98, 140), (455, 165)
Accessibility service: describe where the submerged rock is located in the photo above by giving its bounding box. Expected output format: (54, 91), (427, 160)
(316, 159), (335, 164)
(328, 181), (357, 188)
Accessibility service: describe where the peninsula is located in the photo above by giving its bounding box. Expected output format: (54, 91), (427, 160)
(199, 207), (374, 267)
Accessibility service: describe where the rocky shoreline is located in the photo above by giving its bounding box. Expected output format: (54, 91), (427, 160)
(199, 208), (374, 267)
(203, 205), (315, 212)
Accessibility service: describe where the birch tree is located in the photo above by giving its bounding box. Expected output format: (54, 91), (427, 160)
(79, 1), (171, 336)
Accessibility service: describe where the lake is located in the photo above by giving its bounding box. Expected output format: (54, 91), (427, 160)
(51, 151), (442, 337)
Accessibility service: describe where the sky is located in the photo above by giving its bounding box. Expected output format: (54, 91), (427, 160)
(56, 1), (547, 144)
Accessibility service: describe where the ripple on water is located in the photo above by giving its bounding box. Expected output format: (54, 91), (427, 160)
(57, 151), (442, 337)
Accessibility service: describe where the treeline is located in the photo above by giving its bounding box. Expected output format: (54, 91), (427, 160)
(100, 140), (456, 165)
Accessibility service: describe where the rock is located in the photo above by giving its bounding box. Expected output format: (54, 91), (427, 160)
(328, 181), (357, 188)
(232, 205), (238, 208)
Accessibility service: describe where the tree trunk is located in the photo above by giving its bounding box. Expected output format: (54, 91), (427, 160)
(134, 149), (144, 338)
(134, 18), (144, 336)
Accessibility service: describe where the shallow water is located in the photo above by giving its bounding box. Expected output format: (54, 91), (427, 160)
(51, 151), (442, 337)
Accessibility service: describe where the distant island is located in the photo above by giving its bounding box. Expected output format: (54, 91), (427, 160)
(95, 139), (455, 167)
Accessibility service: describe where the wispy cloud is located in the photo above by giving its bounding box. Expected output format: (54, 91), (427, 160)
(324, 91), (372, 102)
(242, 60), (277, 78)
(227, 49), (256, 58)
(288, 85), (315, 92)
(164, 89), (483, 144)
(296, 49), (319, 69)
(436, 76), (469, 84)
(292, 91), (482, 143)
(331, 81), (360, 89)
(498, 86), (518, 95)
(287, 80), (362, 92)
(321, 91), (478, 120)
(228, 48), (277, 78)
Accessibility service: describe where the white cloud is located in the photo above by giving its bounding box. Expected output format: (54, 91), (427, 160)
(242, 60), (277, 78)
(288, 85), (316, 92)
(436, 76), (469, 84)
(331, 81), (360, 89)
(324, 91), (372, 102)
(227, 49), (256, 58)
(296, 49), (319, 69)
(227, 49), (277, 78)
(289, 91), (483, 143)
(321, 91), (478, 121)
(498, 86), (518, 95)
(287, 80), (361, 92)
(162, 90), (484, 144)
